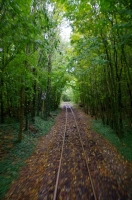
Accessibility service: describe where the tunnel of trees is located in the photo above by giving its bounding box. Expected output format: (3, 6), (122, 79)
(0, 0), (132, 141)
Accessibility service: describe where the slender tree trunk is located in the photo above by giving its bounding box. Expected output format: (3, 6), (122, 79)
(31, 79), (36, 123)
(18, 86), (25, 142)
(25, 95), (28, 131)
(0, 46), (5, 123)
(42, 99), (44, 118)
(0, 78), (4, 123)
(44, 54), (52, 120)
(37, 90), (41, 116)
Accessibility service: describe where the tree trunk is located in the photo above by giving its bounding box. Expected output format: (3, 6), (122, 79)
(42, 99), (44, 118)
(25, 95), (29, 131)
(44, 54), (52, 120)
(0, 78), (4, 123)
(31, 80), (36, 123)
(18, 86), (25, 142)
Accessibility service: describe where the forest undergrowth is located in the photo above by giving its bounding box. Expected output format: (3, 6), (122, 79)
(92, 120), (132, 162)
(0, 109), (60, 199)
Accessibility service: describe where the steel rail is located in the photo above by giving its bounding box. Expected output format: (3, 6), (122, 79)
(53, 103), (97, 200)
(53, 104), (68, 200)
(68, 104), (97, 200)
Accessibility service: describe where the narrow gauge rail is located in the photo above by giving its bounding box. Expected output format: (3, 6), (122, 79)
(53, 103), (97, 200)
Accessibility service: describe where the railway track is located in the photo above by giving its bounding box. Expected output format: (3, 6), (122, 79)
(53, 103), (97, 200)
(5, 102), (131, 200)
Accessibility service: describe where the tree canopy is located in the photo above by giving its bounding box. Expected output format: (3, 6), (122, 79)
(58, 0), (132, 137)
(0, 0), (132, 140)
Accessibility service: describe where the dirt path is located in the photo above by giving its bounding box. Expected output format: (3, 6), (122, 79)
(4, 107), (132, 200)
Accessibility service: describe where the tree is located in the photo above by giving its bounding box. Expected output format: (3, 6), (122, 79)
(59, 0), (132, 136)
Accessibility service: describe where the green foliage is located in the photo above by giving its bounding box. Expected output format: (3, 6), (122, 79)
(92, 120), (132, 161)
(0, 0), (72, 140)
(0, 109), (60, 199)
(62, 94), (71, 102)
(60, 0), (132, 136)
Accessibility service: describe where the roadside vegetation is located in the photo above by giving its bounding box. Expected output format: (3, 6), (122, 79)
(92, 119), (132, 162)
(0, 109), (60, 199)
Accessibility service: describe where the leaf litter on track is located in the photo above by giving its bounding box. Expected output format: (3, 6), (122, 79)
(4, 107), (132, 200)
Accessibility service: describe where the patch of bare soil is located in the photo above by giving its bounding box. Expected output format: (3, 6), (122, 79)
(4, 107), (132, 200)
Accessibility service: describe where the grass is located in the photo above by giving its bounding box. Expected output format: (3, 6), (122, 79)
(92, 119), (132, 162)
(0, 109), (60, 199)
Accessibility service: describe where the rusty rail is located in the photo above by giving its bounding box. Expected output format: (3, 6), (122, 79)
(53, 103), (97, 200)
(53, 104), (68, 200)
(68, 104), (97, 200)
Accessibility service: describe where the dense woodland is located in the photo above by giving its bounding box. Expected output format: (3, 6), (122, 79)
(0, 0), (71, 141)
(66, 0), (132, 137)
(0, 0), (132, 141)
